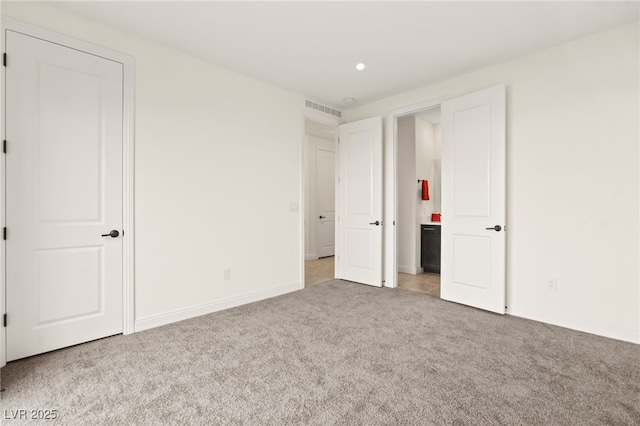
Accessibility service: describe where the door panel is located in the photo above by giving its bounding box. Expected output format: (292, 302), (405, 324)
(452, 235), (490, 288)
(345, 229), (374, 269)
(346, 134), (373, 215)
(6, 31), (124, 361)
(36, 247), (103, 323)
(336, 117), (383, 287)
(452, 105), (491, 217)
(441, 85), (506, 313)
(38, 62), (104, 222)
(317, 148), (335, 257)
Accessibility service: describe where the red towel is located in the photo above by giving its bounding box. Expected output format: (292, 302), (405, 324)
(421, 180), (429, 201)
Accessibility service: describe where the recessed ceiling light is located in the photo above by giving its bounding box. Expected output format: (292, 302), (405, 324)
(343, 98), (356, 104)
(355, 63), (366, 71)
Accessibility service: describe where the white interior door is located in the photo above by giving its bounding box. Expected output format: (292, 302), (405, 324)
(440, 85), (506, 314)
(317, 145), (335, 258)
(5, 31), (124, 360)
(336, 116), (383, 287)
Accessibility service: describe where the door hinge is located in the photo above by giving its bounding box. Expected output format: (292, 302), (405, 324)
(3, 227), (6, 240)
(2, 53), (6, 67)
(3, 140), (6, 153)
(3, 314), (6, 327)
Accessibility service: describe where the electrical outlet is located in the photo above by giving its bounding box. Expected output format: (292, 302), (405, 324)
(546, 278), (557, 291)
(422, 206), (427, 217)
(223, 268), (231, 280)
(288, 202), (299, 212)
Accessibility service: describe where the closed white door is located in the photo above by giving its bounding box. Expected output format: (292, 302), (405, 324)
(440, 85), (506, 314)
(317, 146), (335, 258)
(336, 117), (383, 287)
(6, 31), (124, 360)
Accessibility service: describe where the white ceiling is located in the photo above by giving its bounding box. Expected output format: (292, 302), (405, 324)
(52, 1), (639, 109)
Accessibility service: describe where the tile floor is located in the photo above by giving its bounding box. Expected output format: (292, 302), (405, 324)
(304, 256), (335, 287)
(305, 257), (441, 298)
(397, 272), (440, 298)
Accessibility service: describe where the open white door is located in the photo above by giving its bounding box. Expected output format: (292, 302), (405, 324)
(441, 85), (506, 313)
(336, 116), (383, 287)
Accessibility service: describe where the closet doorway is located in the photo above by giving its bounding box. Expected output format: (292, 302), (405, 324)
(303, 118), (338, 287)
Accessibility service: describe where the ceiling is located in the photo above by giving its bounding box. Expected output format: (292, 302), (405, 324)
(51, 1), (639, 109)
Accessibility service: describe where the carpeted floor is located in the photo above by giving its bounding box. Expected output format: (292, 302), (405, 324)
(1, 280), (639, 425)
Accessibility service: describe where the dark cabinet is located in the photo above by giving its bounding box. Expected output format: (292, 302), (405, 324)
(421, 224), (441, 273)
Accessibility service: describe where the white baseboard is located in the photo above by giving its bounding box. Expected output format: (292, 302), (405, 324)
(305, 254), (319, 261)
(507, 307), (639, 344)
(135, 282), (301, 332)
(397, 264), (422, 275)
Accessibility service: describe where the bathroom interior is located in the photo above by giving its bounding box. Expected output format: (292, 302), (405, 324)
(396, 107), (442, 297)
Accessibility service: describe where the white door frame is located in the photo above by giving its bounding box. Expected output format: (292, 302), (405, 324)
(384, 96), (449, 288)
(0, 18), (136, 367)
(300, 108), (341, 287)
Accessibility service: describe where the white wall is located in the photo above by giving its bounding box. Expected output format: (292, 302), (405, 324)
(415, 117), (438, 221)
(1, 2), (306, 330)
(397, 116), (418, 273)
(415, 118), (434, 182)
(304, 136), (312, 259)
(345, 21), (640, 343)
(433, 123), (442, 213)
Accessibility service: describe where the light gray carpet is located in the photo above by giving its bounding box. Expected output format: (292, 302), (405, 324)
(1, 280), (639, 425)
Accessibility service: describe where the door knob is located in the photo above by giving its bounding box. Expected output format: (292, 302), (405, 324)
(319, 216), (326, 219)
(485, 225), (502, 232)
(369, 221), (381, 226)
(101, 230), (120, 238)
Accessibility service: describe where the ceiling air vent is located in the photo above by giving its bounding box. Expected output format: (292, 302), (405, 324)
(305, 100), (341, 118)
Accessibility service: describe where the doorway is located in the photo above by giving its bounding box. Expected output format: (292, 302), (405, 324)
(301, 113), (384, 289)
(395, 107), (443, 298)
(385, 86), (507, 315)
(303, 118), (337, 287)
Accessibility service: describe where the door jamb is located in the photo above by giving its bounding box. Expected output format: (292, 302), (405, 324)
(0, 17), (136, 367)
(300, 108), (341, 288)
(384, 96), (449, 288)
